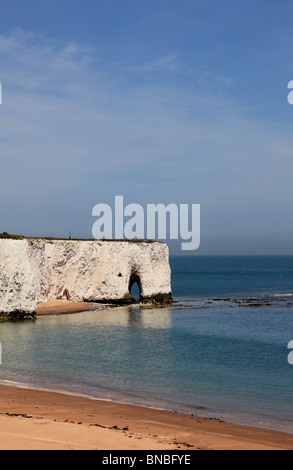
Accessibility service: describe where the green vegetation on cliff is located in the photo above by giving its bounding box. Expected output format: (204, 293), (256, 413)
(0, 233), (159, 243)
(0, 232), (24, 240)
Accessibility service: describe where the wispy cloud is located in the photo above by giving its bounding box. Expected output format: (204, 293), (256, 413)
(0, 29), (293, 252)
(130, 54), (180, 75)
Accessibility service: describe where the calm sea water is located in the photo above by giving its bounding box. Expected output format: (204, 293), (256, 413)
(1, 255), (293, 432)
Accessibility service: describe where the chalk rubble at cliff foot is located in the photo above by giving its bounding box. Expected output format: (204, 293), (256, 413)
(0, 239), (172, 318)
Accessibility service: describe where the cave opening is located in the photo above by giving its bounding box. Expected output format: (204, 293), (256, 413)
(129, 273), (142, 301)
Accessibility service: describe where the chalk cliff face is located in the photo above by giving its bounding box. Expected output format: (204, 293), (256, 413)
(0, 240), (36, 315)
(0, 239), (172, 317)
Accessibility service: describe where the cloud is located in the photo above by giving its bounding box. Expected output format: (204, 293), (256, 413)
(0, 29), (293, 252)
(129, 54), (181, 76)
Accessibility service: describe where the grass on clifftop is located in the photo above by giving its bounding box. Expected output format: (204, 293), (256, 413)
(0, 232), (24, 240)
(0, 232), (159, 243)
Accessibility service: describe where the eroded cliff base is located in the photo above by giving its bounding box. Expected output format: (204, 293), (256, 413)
(0, 311), (37, 322)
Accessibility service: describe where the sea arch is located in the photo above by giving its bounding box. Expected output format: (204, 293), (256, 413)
(128, 270), (143, 301)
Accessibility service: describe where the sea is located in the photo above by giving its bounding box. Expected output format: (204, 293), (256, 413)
(0, 255), (293, 434)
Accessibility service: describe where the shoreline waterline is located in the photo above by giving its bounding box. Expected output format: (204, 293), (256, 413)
(0, 380), (292, 450)
(0, 376), (292, 437)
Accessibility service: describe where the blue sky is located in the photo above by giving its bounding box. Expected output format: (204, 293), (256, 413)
(0, 0), (293, 254)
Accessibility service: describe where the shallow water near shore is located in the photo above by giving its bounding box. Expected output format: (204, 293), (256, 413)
(0, 255), (293, 433)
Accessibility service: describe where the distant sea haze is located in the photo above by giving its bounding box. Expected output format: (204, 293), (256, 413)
(0, 255), (293, 433)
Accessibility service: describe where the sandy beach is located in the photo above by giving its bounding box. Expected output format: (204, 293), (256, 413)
(36, 300), (107, 316)
(0, 300), (290, 450)
(0, 382), (292, 450)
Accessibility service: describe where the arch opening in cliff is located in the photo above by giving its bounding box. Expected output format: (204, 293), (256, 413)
(129, 273), (142, 302)
(59, 288), (71, 301)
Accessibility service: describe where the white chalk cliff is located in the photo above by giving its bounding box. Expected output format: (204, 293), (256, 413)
(0, 239), (172, 317)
